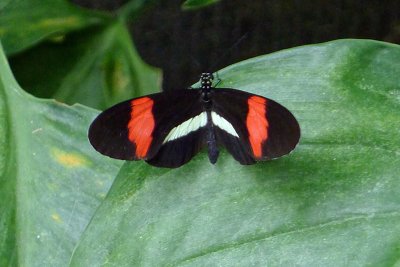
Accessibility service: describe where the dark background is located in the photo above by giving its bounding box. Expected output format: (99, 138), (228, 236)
(73, 0), (400, 91)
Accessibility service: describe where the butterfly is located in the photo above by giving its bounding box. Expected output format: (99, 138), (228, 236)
(88, 72), (300, 168)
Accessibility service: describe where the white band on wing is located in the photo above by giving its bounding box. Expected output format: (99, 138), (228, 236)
(163, 112), (208, 144)
(162, 111), (239, 144)
(211, 111), (239, 137)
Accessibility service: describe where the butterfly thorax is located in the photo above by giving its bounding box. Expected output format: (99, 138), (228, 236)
(200, 72), (214, 105)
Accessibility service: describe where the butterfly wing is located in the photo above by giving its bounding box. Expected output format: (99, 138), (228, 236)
(88, 89), (206, 167)
(211, 88), (300, 164)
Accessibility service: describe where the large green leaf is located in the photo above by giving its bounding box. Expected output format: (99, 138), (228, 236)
(0, 44), (123, 266)
(71, 39), (400, 266)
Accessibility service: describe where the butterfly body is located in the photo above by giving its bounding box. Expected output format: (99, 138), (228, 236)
(89, 72), (300, 168)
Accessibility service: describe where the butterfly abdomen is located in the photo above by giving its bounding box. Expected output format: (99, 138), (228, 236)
(205, 111), (219, 164)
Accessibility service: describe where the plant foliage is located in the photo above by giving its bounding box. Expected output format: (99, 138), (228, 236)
(0, 0), (399, 266)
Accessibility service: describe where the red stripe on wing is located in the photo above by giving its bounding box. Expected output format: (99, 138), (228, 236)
(128, 97), (155, 158)
(246, 96), (269, 158)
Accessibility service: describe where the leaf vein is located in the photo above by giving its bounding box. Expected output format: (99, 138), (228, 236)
(173, 211), (400, 266)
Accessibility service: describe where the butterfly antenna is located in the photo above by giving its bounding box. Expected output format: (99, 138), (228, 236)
(209, 32), (249, 85)
(210, 32), (249, 71)
(190, 54), (202, 70)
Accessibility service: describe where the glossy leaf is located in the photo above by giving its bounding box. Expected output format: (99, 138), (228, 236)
(71, 39), (400, 266)
(0, 44), (123, 266)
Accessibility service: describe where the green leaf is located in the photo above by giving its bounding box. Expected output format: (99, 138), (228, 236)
(70, 39), (400, 266)
(182, 0), (221, 10)
(0, 43), (123, 266)
(10, 21), (161, 110)
(0, 0), (109, 55)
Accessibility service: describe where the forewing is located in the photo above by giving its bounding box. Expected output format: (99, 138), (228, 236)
(88, 89), (205, 163)
(211, 88), (300, 162)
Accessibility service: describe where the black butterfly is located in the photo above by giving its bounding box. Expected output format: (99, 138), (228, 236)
(89, 72), (300, 168)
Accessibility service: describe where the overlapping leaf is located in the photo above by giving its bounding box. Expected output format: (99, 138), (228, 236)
(0, 0), (109, 55)
(3, 0), (161, 110)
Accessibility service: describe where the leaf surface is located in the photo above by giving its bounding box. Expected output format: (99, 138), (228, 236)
(0, 44), (123, 266)
(71, 40), (400, 266)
